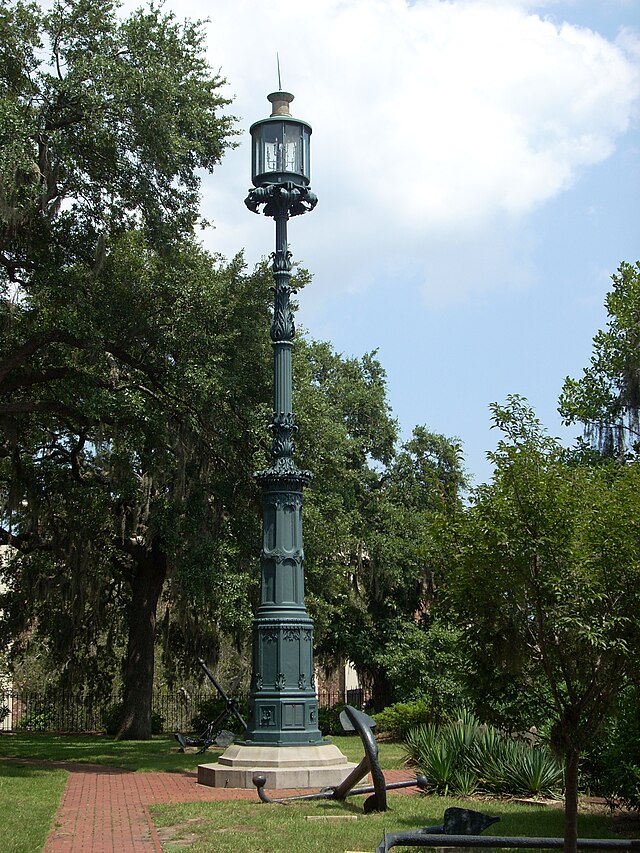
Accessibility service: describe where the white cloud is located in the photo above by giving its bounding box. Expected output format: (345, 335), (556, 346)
(121, 0), (639, 302)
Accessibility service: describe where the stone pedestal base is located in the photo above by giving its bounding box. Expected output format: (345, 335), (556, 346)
(198, 742), (357, 789)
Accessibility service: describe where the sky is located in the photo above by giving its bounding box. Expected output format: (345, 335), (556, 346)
(127, 0), (639, 484)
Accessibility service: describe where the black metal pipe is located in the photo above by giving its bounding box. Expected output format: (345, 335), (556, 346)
(377, 834), (640, 853)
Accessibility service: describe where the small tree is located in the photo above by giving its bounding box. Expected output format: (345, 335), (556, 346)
(449, 397), (640, 853)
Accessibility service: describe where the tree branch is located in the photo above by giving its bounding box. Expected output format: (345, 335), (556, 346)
(0, 331), (88, 384)
(0, 400), (93, 425)
(0, 366), (112, 396)
(0, 525), (55, 553)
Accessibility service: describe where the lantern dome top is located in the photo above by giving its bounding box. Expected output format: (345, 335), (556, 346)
(267, 91), (294, 116)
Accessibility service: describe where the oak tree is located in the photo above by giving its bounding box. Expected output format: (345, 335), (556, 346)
(0, 0), (245, 737)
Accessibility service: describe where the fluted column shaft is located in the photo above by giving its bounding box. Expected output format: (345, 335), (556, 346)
(244, 188), (321, 745)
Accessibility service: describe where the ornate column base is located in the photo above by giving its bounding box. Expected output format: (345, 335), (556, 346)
(198, 742), (356, 789)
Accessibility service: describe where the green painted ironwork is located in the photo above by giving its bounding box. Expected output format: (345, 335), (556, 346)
(243, 93), (320, 745)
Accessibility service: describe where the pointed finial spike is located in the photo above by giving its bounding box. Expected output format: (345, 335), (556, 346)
(277, 53), (282, 91)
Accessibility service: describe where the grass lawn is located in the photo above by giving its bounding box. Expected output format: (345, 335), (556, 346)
(2, 733), (632, 853)
(150, 793), (623, 853)
(0, 732), (405, 851)
(0, 732), (224, 772)
(0, 761), (68, 853)
(0, 732), (401, 773)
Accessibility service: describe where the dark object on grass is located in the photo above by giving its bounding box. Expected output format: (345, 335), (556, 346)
(435, 807), (501, 835)
(174, 658), (247, 754)
(252, 704), (428, 813)
(375, 807), (499, 852)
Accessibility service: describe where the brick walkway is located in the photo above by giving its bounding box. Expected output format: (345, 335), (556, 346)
(43, 764), (418, 852)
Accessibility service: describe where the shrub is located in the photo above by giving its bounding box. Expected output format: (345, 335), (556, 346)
(373, 700), (432, 739)
(583, 683), (640, 809)
(373, 621), (469, 711)
(189, 695), (246, 736)
(501, 742), (564, 796)
(318, 703), (348, 737)
(405, 724), (463, 795)
(403, 708), (563, 798)
(16, 707), (58, 731)
(102, 703), (165, 736)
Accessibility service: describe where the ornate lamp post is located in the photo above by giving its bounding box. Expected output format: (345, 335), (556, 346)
(243, 90), (321, 746)
(199, 90), (352, 787)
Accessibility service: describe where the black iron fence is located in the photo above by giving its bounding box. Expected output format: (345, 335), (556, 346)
(1, 688), (108, 733)
(0, 685), (370, 734)
(0, 688), (208, 734)
(316, 688), (371, 709)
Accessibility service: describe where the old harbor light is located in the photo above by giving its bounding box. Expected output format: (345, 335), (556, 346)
(244, 89), (318, 746)
(198, 89), (354, 789)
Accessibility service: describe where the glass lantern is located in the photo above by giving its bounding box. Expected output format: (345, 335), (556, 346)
(250, 91), (312, 187)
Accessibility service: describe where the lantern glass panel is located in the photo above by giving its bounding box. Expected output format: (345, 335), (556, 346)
(252, 120), (311, 184)
(302, 128), (310, 179)
(282, 123), (301, 173)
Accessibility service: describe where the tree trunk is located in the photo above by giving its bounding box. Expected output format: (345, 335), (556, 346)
(116, 544), (167, 740)
(563, 747), (580, 853)
(368, 665), (395, 712)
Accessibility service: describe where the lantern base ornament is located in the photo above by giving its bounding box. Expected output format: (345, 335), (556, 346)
(245, 182), (318, 218)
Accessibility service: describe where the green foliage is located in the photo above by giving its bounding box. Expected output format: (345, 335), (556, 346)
(317, 703), (348, 737)
(448, 396), (640, 844)
(450, 395), (640, 747)
(372, 620), (469, 710)
(0, 0), (469, 743)
(403, 709), (564, 798)
(307, 406), (468, 709)
(373, 700), (433, 739)
(0, 0), (236, 255)
(188, 695), (246, 736)
(15, 707), (57, 732)
(582, 682), (640, 809)
(102, 702), (164, 736)
(0, 0), (246, 738)
(496, 742), (565, 798)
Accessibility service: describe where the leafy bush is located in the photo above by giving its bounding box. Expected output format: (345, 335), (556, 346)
(582, 684), (640, 809)
(403, 708), (563, 798)
(614, 765), (640, 810)
(373, 621), (469, 711)
(102, 703), (165, 736)
(500, 741), (565, 796)
(189, 695), (246, 736)
(373, 700), (433, 739)
(16, 707), (58, 731)
(318, 703), (348, 737)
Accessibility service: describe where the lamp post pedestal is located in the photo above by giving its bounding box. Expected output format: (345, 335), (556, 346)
(198, 741), (354, 790)
(198, 90), (354, 789)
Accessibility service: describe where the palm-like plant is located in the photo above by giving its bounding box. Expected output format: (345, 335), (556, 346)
(403, 708), (563, 798)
